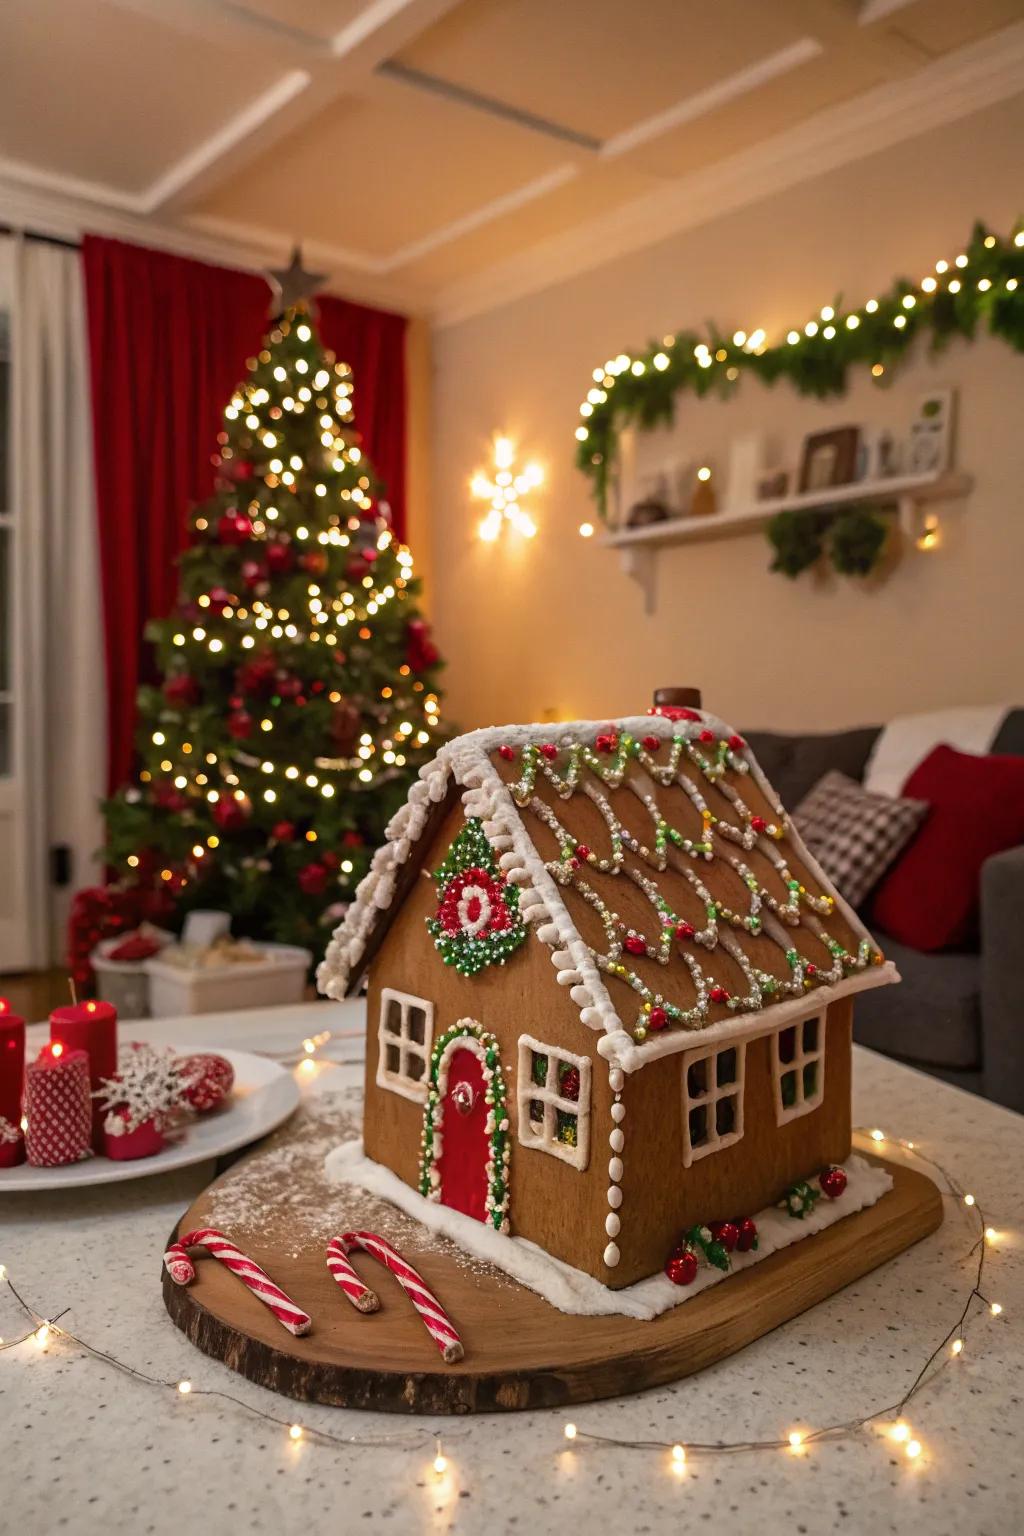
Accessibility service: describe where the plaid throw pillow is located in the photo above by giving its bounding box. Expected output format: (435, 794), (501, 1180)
(793, 770), (928, 909)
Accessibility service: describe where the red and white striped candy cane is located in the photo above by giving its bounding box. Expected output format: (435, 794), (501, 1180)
(164, 1227), (311, 1338)
(327, 1230), (464, 1363)
(326, 1237), (380, 1314)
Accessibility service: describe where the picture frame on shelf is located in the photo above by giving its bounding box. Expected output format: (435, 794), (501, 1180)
(856, 427), (904, 482)
(908, 387), (955, 476)
(798, 427), (860, 494)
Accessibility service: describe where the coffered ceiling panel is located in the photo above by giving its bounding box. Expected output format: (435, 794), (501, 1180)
(0, 0), (283, 192)
(392, 0), (809, 143)
(196, 71), (576, 258)
(228, 0), (381, 46)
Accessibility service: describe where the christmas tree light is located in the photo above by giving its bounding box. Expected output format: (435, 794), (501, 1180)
(100, 305), (444, 957)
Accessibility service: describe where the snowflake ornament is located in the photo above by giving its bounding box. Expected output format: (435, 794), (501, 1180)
(96, 1043), (187, 1134)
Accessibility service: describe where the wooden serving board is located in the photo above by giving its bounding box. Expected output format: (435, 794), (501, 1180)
(162, 1106), (942, 1415)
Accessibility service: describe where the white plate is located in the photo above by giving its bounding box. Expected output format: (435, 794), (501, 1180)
(0, 1048), (300, 1191)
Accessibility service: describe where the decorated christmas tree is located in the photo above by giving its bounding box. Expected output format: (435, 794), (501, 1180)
(101, 302), (443, 956)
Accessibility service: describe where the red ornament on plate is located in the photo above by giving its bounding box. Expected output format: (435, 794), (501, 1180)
(819, 1165), (848, 1200)
(178, 1053), (235, 1114)
(648, 1006), (669, 1031)
(103, 1109), (165, 1161)
(665, 1247), (699, 1286)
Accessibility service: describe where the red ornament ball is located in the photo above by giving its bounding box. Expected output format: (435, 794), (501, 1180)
(498, 745), (516, 761)
(264, 541), (293, 574)
(736, 1217), (758, 1253)
(216, 512), (253, 546)
(163, 673), (199, 708)
(595, 731), (618, 753)
(806, 962), (818, 977)
(575, 843), (591, 861)
(227, 709), (253, 740)
(271, 821), (296, 843)
(642, 734), (661, 751)
(648, 1006), (669, 1031)
(178, 1053), (235, 1114)
(699, 728), (716, 744)
(750, 815), (767, 833)
(675, 920), (695, 941)
(819, 1165), (848, 1200)
(728, 734), (745, 751)
(301, 550), (328, 575)
(709, 1220), (740, 1253)
(540, 743), (558, 760)
(708, 985), (730, 1004)
(298, 862), (329, 896)
(212, 796), (249, 833)
(665, 1248), (699, 1286)
(624, 935), (647, 957)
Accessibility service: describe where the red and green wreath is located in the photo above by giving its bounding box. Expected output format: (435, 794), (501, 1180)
(426, 818), (528, 975)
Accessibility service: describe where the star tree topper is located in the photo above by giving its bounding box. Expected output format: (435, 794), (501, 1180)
(264, 244), (328, 315)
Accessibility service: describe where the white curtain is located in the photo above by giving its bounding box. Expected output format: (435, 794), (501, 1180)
(7, 235), (106, 966)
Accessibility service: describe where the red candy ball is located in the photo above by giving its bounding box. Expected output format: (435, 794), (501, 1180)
(575, 844), (591, 861)
(624, 935), (647, 957)
(595, 732), (618, 753)
(736, 1217), (758, 1253)
(708, 985), (730, 1004)
(750, 815), (767, 833)
(710, 1220), (740, 1253)
(178, 1053), (235, 1114)
(675, 920), (695, 941)
(819, 1165), (848, 1200)
(665, 1248), (699, 1286)
(728, 734), (745, 750)
(648, 1006), (669, 1031)
(642, 735), (661, 751)
(498, 745), (516, 761)
(540, 743), (558, 760)
(699, 728), (716, 744)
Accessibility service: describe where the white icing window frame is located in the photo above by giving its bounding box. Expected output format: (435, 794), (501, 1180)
(771, 1011), (826, 1125)
(376, 988), (434, 1102)
(516, 1035), (591, 1171)
(681, 1040), (746, 1168)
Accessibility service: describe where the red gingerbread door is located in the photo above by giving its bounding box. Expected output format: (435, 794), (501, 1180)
(436, 1046), (489, 1222)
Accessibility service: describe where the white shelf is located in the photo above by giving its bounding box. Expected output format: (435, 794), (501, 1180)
(601, 470), (972, 611)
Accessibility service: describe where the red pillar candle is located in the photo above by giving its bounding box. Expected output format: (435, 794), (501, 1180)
(25, 1044), (93, 1166)
(0, 998), (26, 1168)
(50, 998), (118, 1150)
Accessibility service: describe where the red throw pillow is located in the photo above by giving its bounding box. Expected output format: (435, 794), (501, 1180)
(871, 745), (1024, 951)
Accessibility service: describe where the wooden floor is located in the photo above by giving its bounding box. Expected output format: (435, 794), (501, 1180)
(0, 968), (70, 1020)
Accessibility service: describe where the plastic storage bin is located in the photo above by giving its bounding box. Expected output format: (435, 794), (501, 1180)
(144, 941), (312, 1017)
(90, 929), (176, 1020)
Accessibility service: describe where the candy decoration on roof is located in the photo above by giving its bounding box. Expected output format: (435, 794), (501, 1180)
(426, 818), (528, 976)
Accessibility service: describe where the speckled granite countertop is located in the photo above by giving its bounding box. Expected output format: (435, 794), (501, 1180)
(1, 1003), (1020, 1536)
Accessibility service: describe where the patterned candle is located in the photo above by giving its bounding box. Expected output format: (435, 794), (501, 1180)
(25, 1044), (92, 1166)
(50, 998), (117, 1150)
(0, 998), (25, 1168)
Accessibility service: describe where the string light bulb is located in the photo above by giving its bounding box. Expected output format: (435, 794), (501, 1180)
(564, 1422), (578, 1441)
(787, 1430), (804, 1450)
(906, 1439), (922, 1459)
(177, 1380), (192, 1394)
(990, 1302), (1003, 1316)
(579, 522), (595, 538)
(289, 1424), (303, 1440)
(891, 1422), (909, 1442)
(951, 1338), (963, 1355)
(671, 1443), (686, 1465)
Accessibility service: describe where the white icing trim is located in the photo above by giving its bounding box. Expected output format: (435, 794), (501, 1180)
(325, 1142), (893, 1320)
(375, 988), (433, 1104)
(516, 1034), (591, 1171)
(681, 1039), (746, 1168)
(316, 714), (897, 1072)
(771, 1010), (826, 1125)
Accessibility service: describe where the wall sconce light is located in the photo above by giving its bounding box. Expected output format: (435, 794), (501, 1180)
(916, 513), (941, 551)
(472, 437), (542, 541)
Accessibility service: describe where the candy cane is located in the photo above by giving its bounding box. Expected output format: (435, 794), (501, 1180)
(164, 1228), (311, 1338)
(326, 1237), (380, 1314)
(327, 1230), (464, 1363)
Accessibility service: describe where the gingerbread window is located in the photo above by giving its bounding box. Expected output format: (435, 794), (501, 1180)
(681, 1041), (746, 1167)
(516, 1036), (591, 1171)
(772, 1014), (825, 1123)
(376, 989), (433, 1102)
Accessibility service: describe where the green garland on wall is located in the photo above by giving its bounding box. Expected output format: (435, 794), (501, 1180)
(574, 220), (1024, 519)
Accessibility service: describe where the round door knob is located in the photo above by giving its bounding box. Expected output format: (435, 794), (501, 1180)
(452, 1080), (475, 1116)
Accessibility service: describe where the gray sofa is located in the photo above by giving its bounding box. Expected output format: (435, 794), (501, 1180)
(744, 714), (1024, 1114)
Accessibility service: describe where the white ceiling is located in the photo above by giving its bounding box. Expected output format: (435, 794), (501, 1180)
(1, 0), (1023, 323)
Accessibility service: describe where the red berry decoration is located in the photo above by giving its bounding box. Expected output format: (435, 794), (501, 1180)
(750, 815), (767, 833)
(665, 1247), (699, 1286)
(806, 963), (817, 977)
(540, 743), (558, 760)
(728, 734), (745, 750)
(163, 673), (199, 708)
(575, 844), (591, 861)
(498, 745), (516, 761)
(624, 935), (647, 957)
(648, 1006), (669, 1031)
(709, 1220), (740, 1253)
(264, 541), (293, 574)
(736, 1217), (758, 1253)
(227, 709), (253, 740)
(642, 734), (660, 751)
(708, 985), (730, 1004)
(298, 862), (329, 896)
(272, 821), (296, 842)
(675, 920), (695, 941)
(699, 728), (716, 744)
(216, 512), (252, 545)
(819, 1165), (848, 1200)
(595, 731), (618, 753)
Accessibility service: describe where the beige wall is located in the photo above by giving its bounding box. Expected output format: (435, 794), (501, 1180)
(428, 94), (1024, 735)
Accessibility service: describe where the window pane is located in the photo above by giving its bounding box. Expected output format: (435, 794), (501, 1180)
(407, 1008), (426, 1045)
(781, 1070), (797, 1108)
(531, 1052), (548, 1088)
(687, 1058), (708, 1098)
(689, 1103), (708, 1147)
(802, 1061), (818, 1099)
(384, 1042), (400, 1074)
(383, 997), (402, 1034)
(556, 1109), (578, 1147)
(528, 1097), (544, 1124)
(0, 700), (8, 778)
(778, 1027), (797, 1064)
(0, 524), (9, 693)
(407, 1053), (424, 1082)
(716, 1096), (736, 1136)
(716, 1048), (737, 1087)
(0, 318), (9, 514)
(802, 1018), (819, 1054)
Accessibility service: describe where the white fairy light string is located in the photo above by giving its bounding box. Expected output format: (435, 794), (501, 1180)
(0, 1114), (1004, 1473)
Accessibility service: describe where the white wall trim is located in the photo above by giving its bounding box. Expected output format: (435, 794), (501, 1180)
(601, 38), (823, 160)
(431, 21), (1024, 328)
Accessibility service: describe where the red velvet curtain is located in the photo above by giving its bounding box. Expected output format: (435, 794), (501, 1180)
(81, 236), (408, 792)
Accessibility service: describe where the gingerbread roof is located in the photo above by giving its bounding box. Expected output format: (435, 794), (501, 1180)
(317, 710), (898, 1073)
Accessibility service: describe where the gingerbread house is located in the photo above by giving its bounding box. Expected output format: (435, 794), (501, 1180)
(318, 699), (897, 1291)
